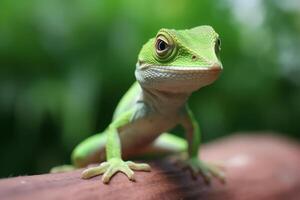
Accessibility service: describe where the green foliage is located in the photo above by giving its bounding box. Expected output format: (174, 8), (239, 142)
(0, 0), (299, 177)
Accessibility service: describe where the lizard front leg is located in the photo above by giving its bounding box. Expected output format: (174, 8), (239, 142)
(180, 105), (225, 183)
(81, 110), (151, 184)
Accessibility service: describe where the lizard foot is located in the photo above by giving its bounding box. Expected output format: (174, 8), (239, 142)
(181, 157), (225, 184)
(81, 158), (151, 184)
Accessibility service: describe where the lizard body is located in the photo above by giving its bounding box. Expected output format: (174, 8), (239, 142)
(53, 26), (224, 184)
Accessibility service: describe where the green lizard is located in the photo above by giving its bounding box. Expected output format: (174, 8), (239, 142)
(52, 26), (224, 184)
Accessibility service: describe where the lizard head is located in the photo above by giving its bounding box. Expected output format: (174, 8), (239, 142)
(135, 26), (222, 93)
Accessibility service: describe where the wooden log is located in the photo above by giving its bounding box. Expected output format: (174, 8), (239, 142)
(1, 133), (300, 200)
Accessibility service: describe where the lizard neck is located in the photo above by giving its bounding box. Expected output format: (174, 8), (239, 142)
(140, 86), (190, 115)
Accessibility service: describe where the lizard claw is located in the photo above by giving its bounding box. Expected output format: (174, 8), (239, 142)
(181, 157), (226, 184)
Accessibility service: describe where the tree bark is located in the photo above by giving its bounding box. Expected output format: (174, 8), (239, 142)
(1, 133), (300, 200)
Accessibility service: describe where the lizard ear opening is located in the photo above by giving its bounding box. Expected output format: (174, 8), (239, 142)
(154, 32), (177, 62)
(214, 37), (221, 61)
(215, 38), (221, 55)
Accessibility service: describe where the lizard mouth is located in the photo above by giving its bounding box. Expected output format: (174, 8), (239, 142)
(137, 59), (222, 72)
(137, 63), (222, 79)
(144, 64), (222, 74)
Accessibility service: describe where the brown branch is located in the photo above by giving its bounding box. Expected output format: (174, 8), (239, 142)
(1, 133), (300, 200)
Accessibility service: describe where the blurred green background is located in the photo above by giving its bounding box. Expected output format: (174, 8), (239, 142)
(0, 0), (299, 178)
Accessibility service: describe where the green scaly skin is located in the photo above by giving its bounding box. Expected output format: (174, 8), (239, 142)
(51, 26), (225, 184)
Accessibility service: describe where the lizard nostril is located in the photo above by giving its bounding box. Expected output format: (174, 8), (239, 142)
(192, 55), (197, 60)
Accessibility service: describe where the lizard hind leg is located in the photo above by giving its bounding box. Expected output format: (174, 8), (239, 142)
(152, 133), (188, 155)
(71, 131), (108, 168)
(131, 133), (188, 159)
(144, 133), (225, 183)
(50, 132), (107, 173)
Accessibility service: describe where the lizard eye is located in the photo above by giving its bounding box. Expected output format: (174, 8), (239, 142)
(215, 38), (221, 54)
(154, 33), (176, 61)
(156, 39), (168, 51)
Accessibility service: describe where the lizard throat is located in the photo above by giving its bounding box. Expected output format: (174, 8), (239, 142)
(135, 64), (222, 93)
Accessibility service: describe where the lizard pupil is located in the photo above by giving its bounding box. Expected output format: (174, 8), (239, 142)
(157, 39), (168, 51)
